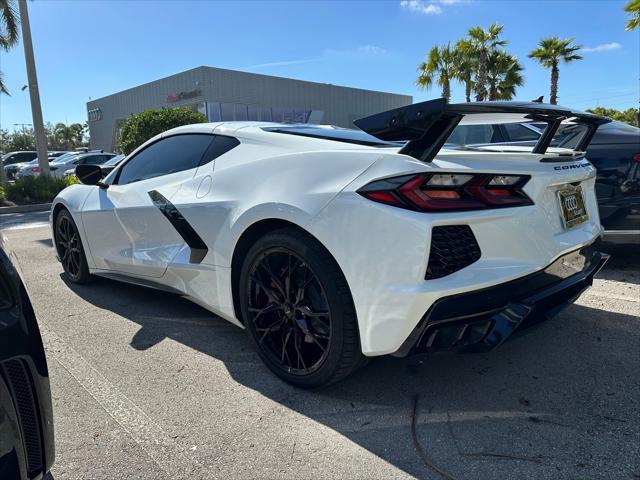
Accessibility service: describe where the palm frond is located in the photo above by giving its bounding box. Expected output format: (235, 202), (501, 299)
(0, 71), (9, 95)
(0, 0), (19, 51)
(625, 0), (640, 30)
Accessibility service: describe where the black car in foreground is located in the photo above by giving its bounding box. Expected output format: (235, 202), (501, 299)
(449, 119), (640, 244)
(0, 237), (54, 480)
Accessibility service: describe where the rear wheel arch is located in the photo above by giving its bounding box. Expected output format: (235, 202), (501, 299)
(230, 219), (352, 326)
(52, 202), (68, 221)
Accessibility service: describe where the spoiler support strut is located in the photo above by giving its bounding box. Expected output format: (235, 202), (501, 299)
(354, 98), (611, 162)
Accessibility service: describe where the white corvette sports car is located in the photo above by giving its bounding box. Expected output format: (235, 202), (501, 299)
(51, 99), (610, 387)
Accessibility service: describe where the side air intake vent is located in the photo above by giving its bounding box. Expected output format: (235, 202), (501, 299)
(3, 359), (43, 475)
(425, 225), (481, 280)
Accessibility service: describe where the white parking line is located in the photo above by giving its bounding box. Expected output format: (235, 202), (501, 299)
(42, 327), (214, 480)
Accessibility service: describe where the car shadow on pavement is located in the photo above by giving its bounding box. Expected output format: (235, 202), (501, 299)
(61, 273), (640, 480)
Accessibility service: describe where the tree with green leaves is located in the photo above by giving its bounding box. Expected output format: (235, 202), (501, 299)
(467, 23), (506, 101)
(625, 0), (639, 30)
(118, 108), (207, 154)
(0, 0), (19, 95)
(586, 107), (639, 126)
(416, 43), (456, 101)
(54, 122), (84, 150)
(528, 36), (582, 105)
(452, 39), (476, 102)
(486, 51), (524, 100)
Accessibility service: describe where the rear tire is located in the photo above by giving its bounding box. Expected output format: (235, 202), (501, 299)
(239, 227), (365, 388)
(54, 209), (93, 284)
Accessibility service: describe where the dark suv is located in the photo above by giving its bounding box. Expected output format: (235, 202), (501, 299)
(1, 151), (37, 166)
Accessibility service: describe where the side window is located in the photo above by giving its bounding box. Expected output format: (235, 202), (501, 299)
(116, 134), (229, 185)
(503, 123), (540, 141)
(199, 135), (240, 167)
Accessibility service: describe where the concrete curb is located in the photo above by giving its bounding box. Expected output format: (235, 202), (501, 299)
(0, 203), (51, 215)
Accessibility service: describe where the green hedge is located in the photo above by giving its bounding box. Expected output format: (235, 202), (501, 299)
(118, 107), (207, 155)
(6, 175), (78, 203)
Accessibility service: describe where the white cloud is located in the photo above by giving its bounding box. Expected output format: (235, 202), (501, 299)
(400, 0), (467, 14)
(357, 45), (388, 55)
(582, 42), (622, 53)
(242, 46), (389, 70)
(400, 0), (443, 15)
(242, 58), (321, 70)
(324, 45), (390, 57)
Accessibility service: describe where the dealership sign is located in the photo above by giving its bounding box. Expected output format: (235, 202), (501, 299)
(87, 108), (102, 122)
(166, 89), (202, 103)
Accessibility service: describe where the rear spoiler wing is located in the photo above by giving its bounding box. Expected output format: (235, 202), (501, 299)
(353, 98), (611, 162)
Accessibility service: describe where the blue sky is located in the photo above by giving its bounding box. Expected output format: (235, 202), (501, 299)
(0, 0), (637, 130)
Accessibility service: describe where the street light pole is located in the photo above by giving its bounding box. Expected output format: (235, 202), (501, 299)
(18, 0), (49, 175)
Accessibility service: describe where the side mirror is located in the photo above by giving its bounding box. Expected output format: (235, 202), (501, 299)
(75, 164), (103, 185)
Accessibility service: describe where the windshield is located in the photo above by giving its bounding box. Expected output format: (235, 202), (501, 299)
(263, 126), (399, 147)
(103, 154), (124, 166)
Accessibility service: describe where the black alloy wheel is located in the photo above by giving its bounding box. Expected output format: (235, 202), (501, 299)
(240, 228), (365, 388)
(54, 209), (92, 283)
(247, 247), (332, 375)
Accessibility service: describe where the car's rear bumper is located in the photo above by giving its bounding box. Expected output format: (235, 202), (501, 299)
(393, 245), (608, 357)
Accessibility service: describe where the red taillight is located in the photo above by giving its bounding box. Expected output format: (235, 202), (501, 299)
(31, 167), (40, 173)
(364, 191), (403, 206)
(358, 173), (533, 212)
(633, 153), (640, 162)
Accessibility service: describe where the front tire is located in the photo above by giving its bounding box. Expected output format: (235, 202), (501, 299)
(54, 209), (92, 284)
(239, 228), (365, 388)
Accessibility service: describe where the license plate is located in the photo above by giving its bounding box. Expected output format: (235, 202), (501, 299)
(557, 185), (588, 229)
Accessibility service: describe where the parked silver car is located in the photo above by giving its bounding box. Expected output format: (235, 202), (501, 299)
(64, 153), (125, 178)
(16, 151), (115, 179)
(4, 151), (67, 179)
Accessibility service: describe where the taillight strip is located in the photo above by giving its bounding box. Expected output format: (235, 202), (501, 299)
(358, 173), (533, 212)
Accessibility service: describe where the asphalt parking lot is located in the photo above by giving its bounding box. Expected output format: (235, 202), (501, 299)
(1, 211), (639, 480)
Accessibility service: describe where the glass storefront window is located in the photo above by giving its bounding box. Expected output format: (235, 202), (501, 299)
(234, 104), (248, 121)
(220, 103), (234, 121)
(293, 110), (311, 123)
(282, 109), (295, 123)
(247, 105), (259, 121)
(271, 108), (284, 123)
(260, 107), (272, 122)
(207, 102), (311, 124)
(207, 102), (221, 122)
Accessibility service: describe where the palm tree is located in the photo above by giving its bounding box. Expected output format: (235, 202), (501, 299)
(54, 123), (84, 150)
(416, 43), (456, 101)
(453, 39), (476, 102)
(0, 0), (19, 95)
(486, 51), (524, 100)
(467, 23), (506, 101)
(529, 36), (582, 105)
(625, 0), (640, 30)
